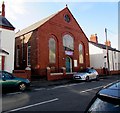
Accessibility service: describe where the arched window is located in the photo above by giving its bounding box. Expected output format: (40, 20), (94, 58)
(63, 34), (74, 51)
(79, 44), (84, 64)
(49, 38), (56, 63)
(27, 42), (31, 66)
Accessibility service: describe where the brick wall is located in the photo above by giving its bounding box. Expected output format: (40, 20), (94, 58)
(96, 68), (120, 75)
(13, 69), (31, 81)
(15, 7), (90, 77)
(46, 67), (73, 81)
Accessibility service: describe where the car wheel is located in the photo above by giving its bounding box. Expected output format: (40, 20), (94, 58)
(86, 76), (90, 82)
(96, 75), (100, 81)
(18, 83), (26, 91)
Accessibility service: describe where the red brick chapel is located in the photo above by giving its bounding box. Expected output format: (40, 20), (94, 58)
(15, 6), (90, 77)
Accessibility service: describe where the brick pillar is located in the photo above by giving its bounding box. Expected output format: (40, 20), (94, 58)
(62, 67), (66, 76)
(25, 67), (31, 81)
(46, 67), (51, 81)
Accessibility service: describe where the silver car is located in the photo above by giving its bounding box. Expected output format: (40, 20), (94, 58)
(73, 68), (99, 81)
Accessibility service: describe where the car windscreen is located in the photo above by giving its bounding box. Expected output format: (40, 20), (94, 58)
(78, 68), (92, 73)
(1, 71), (14, 79)
(87, 96), (120, 112)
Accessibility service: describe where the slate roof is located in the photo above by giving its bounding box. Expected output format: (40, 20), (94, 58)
(0, 49), (9, 55)
(0, 15), (15, 29)
(15, 12), (58, 37)
(89, 41), (120, 52)
(15, 7), (89, 42)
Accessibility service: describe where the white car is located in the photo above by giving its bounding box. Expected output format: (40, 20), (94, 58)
(73, 68), (99, 81)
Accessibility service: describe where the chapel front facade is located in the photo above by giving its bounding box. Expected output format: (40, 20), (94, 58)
(15, 7), (90, 77)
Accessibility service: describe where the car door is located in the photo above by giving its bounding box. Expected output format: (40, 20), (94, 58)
(91, 69), (97, 79)
(2, 72), (17, 89)
(88, 69), (94, 79)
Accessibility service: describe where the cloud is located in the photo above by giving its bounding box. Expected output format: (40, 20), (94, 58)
(3, 0), (26, 20)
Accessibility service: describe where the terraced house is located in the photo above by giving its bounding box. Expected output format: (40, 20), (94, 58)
(0, 2), (15, 73)
(89, 34), (120, 75)
(15, 6), (90, 79)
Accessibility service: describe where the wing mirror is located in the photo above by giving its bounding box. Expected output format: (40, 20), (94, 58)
(2, 75), (6, 81)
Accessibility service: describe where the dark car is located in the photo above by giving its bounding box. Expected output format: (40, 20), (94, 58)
(85, 81), (120, 113)
(0, 71), (30, 92)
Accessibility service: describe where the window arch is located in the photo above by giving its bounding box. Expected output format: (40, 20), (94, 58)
(79, 44), (84, 64)
(49, 38), (56, 63)
(63, 34), (74, 51)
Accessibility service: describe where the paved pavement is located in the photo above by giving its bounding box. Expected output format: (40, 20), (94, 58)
(31, 74), (120, 88)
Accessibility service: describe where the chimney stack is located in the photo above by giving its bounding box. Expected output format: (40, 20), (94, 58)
(105, 40), (111, 47)
(90, 34), (98, 43)
(2, 1), (5, 17)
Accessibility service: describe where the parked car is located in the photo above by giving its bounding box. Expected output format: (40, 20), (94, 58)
(73, 68), (99, 81)
(85, 81), (120, 112)
(0, 71), (30, 92)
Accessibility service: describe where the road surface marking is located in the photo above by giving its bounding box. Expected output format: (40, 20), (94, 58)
(80, 85), (104, 93)
(80, 80), (119, 93)
(47, 83), (85, 90)
(34, 88), (46, 91)
(5, 92), (22, 96)
(34, 83), (84, 91)
(5, 98), (59, 113)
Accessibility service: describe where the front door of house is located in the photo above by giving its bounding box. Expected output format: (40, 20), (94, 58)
(65, 57), (72, 72)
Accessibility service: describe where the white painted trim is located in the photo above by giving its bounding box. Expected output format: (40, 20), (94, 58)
(27, 44), (31, 67)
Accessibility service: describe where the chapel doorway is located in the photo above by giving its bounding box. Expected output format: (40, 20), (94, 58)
(65, 56), (72, 73)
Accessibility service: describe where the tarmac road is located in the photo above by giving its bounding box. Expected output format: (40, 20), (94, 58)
(2, 75), (120, 113)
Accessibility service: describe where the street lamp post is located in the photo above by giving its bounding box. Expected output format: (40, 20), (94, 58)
(105, 28), (110, 75)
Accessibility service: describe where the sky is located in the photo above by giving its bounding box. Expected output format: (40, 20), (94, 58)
(1, 0), (119, 49)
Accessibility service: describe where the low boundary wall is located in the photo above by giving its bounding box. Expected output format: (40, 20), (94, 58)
(13, 69), (31, 81)
(96, 68), (120, 75)
(47, 67), (73, 81)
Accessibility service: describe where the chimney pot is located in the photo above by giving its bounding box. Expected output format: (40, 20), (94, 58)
(90, 34), (98, 43)
(2, 1), (5, 17)
(105, 40), (111, 47)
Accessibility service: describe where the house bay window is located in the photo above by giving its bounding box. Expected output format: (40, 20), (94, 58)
(49, 38), (56, 63)
(79, 44), (84, 64)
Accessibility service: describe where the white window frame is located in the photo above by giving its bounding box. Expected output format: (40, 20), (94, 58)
(79, 44), (84, 64)
(27, 44), (31, 66)
(49, 38), (56, 64)
(63, 34), (74, 51)
(16, 48), (20, 67)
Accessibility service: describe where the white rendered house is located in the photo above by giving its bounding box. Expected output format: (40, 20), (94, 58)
(89, 34), (120, 72)
(0, 2), (15, 73)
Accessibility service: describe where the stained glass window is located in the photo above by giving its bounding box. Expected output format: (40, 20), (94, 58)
(79, 44), (84, 64)
(63, 34), (74, 51)
(49, 38), (56, 63)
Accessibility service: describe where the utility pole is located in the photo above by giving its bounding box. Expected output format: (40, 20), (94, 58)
(105, 28), (110, 75)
